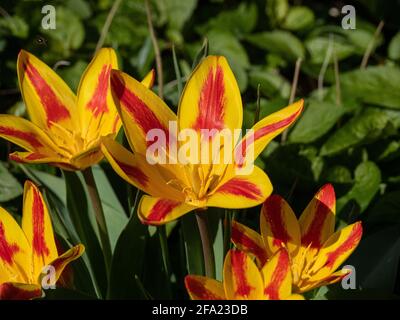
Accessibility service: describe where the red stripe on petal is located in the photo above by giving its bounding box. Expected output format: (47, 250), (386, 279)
(0, 126), (43, 148)
(263, 195), (291, 248)
(185, 277), (224, 300)
(32, 187), (49, 257)
(22, 60), (70, 126)
(193, 65), (225, 135)
(301, 185), (336, 248)
(146, 199), (180, 223)
(111, 74), (171, 146)
(264, 250), (290, 300)
(0, 222), (20, 265)
(114, 159), (148, 187)
(86, 64), (111, 117)
(217, 179), (262, 200)
(231, 251), (254, 297)
(325, 222), (363, 269)
(231, 225), (267, 265)
(0, 283), (42, 300)
(111, 115), (120, 133)
(236, 109), (302, 164)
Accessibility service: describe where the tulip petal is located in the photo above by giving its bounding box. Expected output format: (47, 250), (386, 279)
(0, 115), (62, 155)
(310, 222), (362, 279)
(22, 181), (58, 279)
(138, 196), (195, 225)
(185, 275), (225, 300)
(207, 166), (272, 209)
(261, 249), (292, 300)
(141, 69), (156, 89)
(77, 48), (119, 141)
(8, 151), (65, 165)
(101, 138), (183, 200)
(0, 282), (42, 300)
(260, 195), (301, 257)
(0, 208), (31, 283)
(287, 294), (305, 300)
(46, 244), (84, 283)
(234, 100), (303, 167)
(223, 250), (264, 300)
(17, 50), (77, 131)
(231, 221), (267, 267)
(178, 56), (242, 140)
(299, 184), (336, 249)
(110, 70), (177, 155)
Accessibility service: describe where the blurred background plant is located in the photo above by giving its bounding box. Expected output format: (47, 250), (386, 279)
(1, 0), (400, 299)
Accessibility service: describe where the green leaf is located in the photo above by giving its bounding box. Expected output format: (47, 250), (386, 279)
(323, 165), (352, 184)
(64, 171), (107, 298)
(197, 3), (257, 36)
(305, 36), (355, 64)
(282, 6), (315, 31)
(181, 214), (205, 276)
(388, 32), (400, 60)
(289, 99), (357, 144)
(0, 162), (23, 202)
(337, 161), (381, 213)
(248, 69), (290, 99)
(266, 0), (288, 27)
(341, 65), (400, 109)
(156, 0), (197, 31)
(246, 31), (305, 61)
(0, 15), (28, 38)
(108, 191), (148, 299)
(320, 108), (393, 156)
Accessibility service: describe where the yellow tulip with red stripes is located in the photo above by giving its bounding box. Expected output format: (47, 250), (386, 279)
(0, 49), (155, 170)
(185, 249), (303, 300)
(0, 181), (84, 300)
(231, 184), (363, 293)
(101, 55), (303, 225)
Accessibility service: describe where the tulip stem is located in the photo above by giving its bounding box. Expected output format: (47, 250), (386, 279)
(82, 167), (112, 275)
(195, 210), (216, 278)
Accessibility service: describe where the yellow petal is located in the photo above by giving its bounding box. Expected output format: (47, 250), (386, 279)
(0, 282), (42, 300)
(178, 56), (242, 140)
(77, 48), (119, 140)
(101, 138), (183, 200)
(207, 166), (272, 209)
(310, 222), (362, 280)
(138, 195), (195, 225)
(47, 244), (85, 283)
(141, 69), (156, 89)
(223, 250), (264, 300)
(235, 100), (303, 167)
(231, 221), (268, 267)
(17, 50), (77, 132)
(0, 207), (31, 284)
(22, 181), (58, 280)
(260, 194), (301, 257)
(110, 70), (177, 155)
(185, 275), (225, 300)
(261, 249), (292, 300)
(299, 184), (336, 249)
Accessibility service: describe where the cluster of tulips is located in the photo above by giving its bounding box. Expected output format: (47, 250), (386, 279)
(0, 48), (362, 300)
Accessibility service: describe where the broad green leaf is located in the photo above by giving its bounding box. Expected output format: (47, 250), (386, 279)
(289, 99), (357, 144)
(0, 162), (23, 202)
(155, 0), (197, 31)
(282, 6), (315, 31)
(341, 65), (400, 109)
(388, 32), (400, 60)
(246, 31), (305, 61)
(337, 161), (381, 213)
(320, 108), (393, 156)
(323, 165), (352, 184)
(266, 0), (288, 26)
(249, 69), (290, 99)
(0, 15), (28, 38)
(305, 36), (355, 64)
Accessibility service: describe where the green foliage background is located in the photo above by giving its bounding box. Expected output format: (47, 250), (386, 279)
(1, 0), (400, 299)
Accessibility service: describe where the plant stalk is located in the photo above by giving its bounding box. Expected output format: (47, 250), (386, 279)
(195, 210), (216, 278)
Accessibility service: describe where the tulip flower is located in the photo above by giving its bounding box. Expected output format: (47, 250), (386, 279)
(231, 184), (363, 293)
(0, 181), (84, 300)
(185, 248), (303, 300)
(0, 48), (154, 170)
(101, 55), (303, 225)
